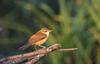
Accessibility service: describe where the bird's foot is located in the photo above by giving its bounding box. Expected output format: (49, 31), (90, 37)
(39, 45), (46, 48)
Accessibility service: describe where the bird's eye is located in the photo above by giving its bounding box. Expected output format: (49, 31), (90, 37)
(44, 30), (47, 32)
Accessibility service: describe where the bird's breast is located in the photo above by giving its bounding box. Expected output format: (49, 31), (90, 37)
(33, 37), (48, 46)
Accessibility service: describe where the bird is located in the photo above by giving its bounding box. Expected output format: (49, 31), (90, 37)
(19, 28), (52, 50)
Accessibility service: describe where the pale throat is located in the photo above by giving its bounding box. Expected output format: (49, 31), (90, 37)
(45, 32), (49, 36)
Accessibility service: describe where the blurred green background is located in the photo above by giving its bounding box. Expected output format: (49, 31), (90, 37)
(0, 0), (100, 64)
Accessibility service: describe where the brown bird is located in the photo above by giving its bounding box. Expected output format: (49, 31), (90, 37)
(19, 28), (52, 50)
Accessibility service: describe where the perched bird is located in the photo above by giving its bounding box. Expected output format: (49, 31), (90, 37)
(19, 28), (52, 50)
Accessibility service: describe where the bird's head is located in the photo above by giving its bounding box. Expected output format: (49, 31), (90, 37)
(40, 28), (52, 35)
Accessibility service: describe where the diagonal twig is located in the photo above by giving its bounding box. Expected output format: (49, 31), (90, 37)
(0, 44), (78, 64)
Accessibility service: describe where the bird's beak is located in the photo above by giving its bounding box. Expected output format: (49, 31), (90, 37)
(49, 30), (53, 32)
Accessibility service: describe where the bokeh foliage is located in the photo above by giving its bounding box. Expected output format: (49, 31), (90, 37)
(0, 0), (100, 64)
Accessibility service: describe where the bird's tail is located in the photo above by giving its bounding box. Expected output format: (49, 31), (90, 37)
(18, 43), (31, 50)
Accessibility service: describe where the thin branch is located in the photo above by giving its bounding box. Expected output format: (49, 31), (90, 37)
(58, 48), (78, 51)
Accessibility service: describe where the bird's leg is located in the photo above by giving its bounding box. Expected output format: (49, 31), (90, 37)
(34, 45), (37, 51)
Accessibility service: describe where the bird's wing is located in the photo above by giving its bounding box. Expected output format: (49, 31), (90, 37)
(28, 32), (47, 44)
